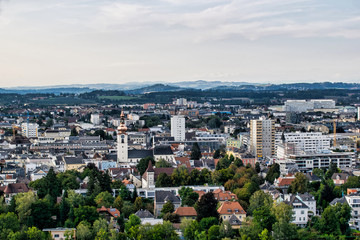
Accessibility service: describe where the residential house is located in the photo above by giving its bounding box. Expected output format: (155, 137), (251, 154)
(135, 209), (163, 225)
(332, 172), (350, 185)
(63, 156), (86, 171)
(154, 190), (181, 217)
(43, 228), (76, 240)
(0, 183), (31, 204)
(212, 189), (238, 203)
(217, 201), (246, 222)
(174, 207), (197, 221)
(97, 206), (121, 222)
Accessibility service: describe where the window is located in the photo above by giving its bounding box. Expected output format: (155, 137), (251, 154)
(301, 211), (304, 215)
(54, 234), (59, 238)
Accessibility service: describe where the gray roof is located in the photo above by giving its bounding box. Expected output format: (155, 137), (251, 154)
(155, 190), (180, 204)
(330, 197), (347, 206)
(135, 209), (154, 219)
(128, 150), (153, 159)
(64, 157), (83, 165)
(229, 214), (242, 226)
(153, 145), (173, 155)
(298, 193), (315, 202)
(286, 195), (309, 209)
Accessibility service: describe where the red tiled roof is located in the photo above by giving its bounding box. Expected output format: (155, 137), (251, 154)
(174, 207), (197, 216)
(97, 206), (121, 218)
(277, 177), (295, 187)
(217, 201), (246, 215)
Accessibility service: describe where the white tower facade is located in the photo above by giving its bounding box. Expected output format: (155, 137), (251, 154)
(171, 115), (185, 141)
(21, 123), (39, 138)
(117, 111), (128, 165)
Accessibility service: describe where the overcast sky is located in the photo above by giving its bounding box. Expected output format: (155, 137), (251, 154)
(0, 0), (360, 87)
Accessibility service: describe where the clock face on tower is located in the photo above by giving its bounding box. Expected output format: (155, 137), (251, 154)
(121, 135), (125, 139)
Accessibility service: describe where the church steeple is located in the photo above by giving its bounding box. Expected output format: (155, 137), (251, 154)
(117, 110), (128, 165)
(117, 110), (127, 134)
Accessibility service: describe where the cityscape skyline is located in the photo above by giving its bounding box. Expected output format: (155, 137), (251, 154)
(0, 0), (360, 87)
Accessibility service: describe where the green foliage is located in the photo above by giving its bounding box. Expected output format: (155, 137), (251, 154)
(74, 206), (99, 225)
(136, 157), (155, 176)
(76, 221), (92, 240)
(161, 201), (175, 215)
(163, 213), (180, 223)
(26, 226), (48, 240)
(156, 173), (173, 187)
(155, 159), (173, 168)
(181, 219), (200, 240)
(199, 217), (219, 231)
(29, 167), (61, 202)
(15, 191), (37, 224)
(93, 218), (109, 236)
(290, 172), (309, 194)
(265, 163), (280, 184)
(325, 161), (339, 179)
(248, 190), (273, 215)
(140, 115), (162, 128)
(179, 187), (199, 207)
(134, 197), (143, 211)
(191, 142), (202, 160)
(57, 171), (80, 190)
(0, 212), (20, 233)
(113, 196), (123, 211)
(125, 214), (141, 233)
(195, 192), (219, 221)
(208, 225), (221, 240)
(30, 199), (54, 229)
(94, 191), (115, 208)
(253, 206), (276, 231)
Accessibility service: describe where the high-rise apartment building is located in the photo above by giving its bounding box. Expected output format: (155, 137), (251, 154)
(171, 115), (185, 141)
(21, 123), (39, 138)
(250, 118), (275, 158)
(90, 113), (101, 125)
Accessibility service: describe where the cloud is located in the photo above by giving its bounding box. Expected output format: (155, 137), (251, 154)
(91, 0), (360, 41)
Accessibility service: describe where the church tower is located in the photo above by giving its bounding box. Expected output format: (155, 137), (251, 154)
(117, 111), (128, 165)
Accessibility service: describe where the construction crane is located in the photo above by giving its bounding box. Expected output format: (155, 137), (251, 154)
(333, 119), (336, 147)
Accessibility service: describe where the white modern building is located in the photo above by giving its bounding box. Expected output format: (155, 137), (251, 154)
(250, 117), (275, 158)
(171, 115), (185, 141)
(90, 113), (101, 125)
(275, 132), (331, 154)
(21, 123), (39, 138)
(284, 99), (336, 112)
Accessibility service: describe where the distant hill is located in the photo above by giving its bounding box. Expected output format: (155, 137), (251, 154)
(125, 84), (191, 94)
(2, 81), (359, 94)
(207, 82), (360, 91)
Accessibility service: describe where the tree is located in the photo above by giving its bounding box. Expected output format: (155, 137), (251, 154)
(191, 142), (202, 160)
(179, 187), (199, 207)
(290, 172), (308, 194)
(161, 201), (175, 215)
(199, 217), (218, 231)
(253, 206), (276, 231)
(74, 206), (99, 225)
(208, 225), (220, 240)
(125, 214), (141, 233)
(213, 149), (221, 159)
(136, 157), (155, 176)
(195, 192), (219, 221)
(163, 213), (180, 223)
(156, 173), (173, 187)
(26, 227), (47, 240)
(265, 163), (280, 183)
(15, 191), (37, 224)
(325, 161), (339, 179)
(113, 196), (124, 211)
(30, 199), (54, 229)
(134, 197), (143, 211)
(155, 159), (173, 168)
(219, 221), (233, 239)
(255, 162), (261, 173)
(272, 203), (298, 240)
(76, 221), (92, 240)
(0, 212), (20, 233)
(248, 190), (273, 215)
(70, 128), (78, 136)
(93, 218), (109, 236)
(95, 191), (115, 208)
(181, 219), (200, 240)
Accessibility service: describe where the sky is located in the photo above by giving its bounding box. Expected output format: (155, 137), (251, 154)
(0, 0), (360, 87)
